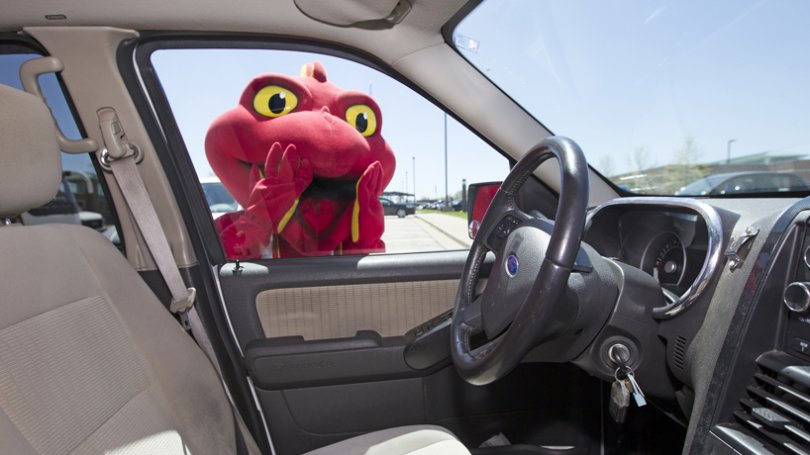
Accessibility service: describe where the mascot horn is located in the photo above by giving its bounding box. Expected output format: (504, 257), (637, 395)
(205, 62), (396, 259)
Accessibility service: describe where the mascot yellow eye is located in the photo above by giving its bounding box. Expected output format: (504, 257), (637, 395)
(345, 104), (378, 137)
(253, 85), (299, 118)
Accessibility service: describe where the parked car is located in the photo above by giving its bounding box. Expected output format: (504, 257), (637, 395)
(427, 200), (447, 210)
(379, 197), (415, 217)
(63, 169), (115, 225)
(677, 171), (809, 196)
(22, 175), (105, 231)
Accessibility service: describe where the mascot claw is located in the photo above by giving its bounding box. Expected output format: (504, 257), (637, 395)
(352, 161), (386, 245)
(264, 143), (313, 197)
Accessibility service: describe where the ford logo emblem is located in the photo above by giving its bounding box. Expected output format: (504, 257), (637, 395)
(505, 254), (519, 277)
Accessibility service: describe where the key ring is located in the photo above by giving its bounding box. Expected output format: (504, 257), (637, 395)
(614, 365), (631, 382)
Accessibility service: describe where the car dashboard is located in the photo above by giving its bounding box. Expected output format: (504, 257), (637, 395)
(584, 195), (810, 454)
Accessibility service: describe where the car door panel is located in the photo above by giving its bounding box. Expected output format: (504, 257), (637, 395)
(217, 251), (492, 452)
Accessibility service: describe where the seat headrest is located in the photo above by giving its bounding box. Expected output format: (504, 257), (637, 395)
(0, 83), (62, 218)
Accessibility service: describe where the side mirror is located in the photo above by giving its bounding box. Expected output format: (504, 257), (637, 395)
(466, 182), (501, 239)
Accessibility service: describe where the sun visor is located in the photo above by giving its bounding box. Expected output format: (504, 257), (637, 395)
(294, 0), (411, 28)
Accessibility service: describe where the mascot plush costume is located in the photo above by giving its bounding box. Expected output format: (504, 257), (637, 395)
(206, 62), (396, 259)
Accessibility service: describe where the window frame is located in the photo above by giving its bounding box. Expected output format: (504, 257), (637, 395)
(125, 33), (515, 264)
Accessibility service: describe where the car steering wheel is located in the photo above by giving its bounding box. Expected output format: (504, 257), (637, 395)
(451, 136), (590, 385)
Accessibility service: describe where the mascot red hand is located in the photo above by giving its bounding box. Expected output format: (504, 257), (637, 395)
(205, 62), (396, 259)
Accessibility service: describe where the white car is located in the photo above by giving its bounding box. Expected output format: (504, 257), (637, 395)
(200, 177), (241, 219)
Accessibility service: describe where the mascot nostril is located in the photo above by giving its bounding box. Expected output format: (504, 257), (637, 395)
(205, 61), (396, 259)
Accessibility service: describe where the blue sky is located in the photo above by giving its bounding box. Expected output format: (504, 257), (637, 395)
(456, 0), (810, 176)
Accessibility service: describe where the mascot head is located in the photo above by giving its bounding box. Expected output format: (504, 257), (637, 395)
(205, 61), (396, 208)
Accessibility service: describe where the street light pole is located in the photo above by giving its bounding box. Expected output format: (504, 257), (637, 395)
(726, 139), (736, 164)
(412, 156), (416, 200)
(462, 178), (467, 212)
(444, 113), (449, 208)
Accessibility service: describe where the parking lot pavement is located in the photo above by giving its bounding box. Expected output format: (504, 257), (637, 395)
(414, 213), (471, 247)
(381, 212), (471, 253)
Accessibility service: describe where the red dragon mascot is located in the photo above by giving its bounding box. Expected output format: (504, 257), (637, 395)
(206, 62), (396, 259)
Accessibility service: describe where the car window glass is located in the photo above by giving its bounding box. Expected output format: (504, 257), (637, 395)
(0, 52), (121, 247)
(455, 0), (810, 196)
(151, 48), (508, 259)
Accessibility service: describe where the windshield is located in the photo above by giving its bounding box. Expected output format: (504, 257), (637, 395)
(453, 0), (810, 195)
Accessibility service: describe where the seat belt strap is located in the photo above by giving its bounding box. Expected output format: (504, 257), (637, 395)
(108, 155), (196, 313)
(100, 108), (262, 455)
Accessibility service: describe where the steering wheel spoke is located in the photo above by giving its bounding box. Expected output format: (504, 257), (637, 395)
(458, 294), (484, 334)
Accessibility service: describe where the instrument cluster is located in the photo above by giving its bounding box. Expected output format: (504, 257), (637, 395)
(586, 198), (722, 315)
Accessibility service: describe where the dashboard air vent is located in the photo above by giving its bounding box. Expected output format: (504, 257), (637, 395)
(731, 351), (810, 454)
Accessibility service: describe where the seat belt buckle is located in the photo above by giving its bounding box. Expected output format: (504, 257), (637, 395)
(170, 287), (197, 330)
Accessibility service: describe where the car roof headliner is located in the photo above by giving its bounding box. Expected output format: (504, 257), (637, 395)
(2, 0), (469, 66)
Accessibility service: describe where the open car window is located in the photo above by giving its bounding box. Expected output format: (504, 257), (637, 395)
(150, 48), (508, 259)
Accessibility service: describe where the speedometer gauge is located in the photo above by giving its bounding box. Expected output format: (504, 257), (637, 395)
(641, 232), (687, 287)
